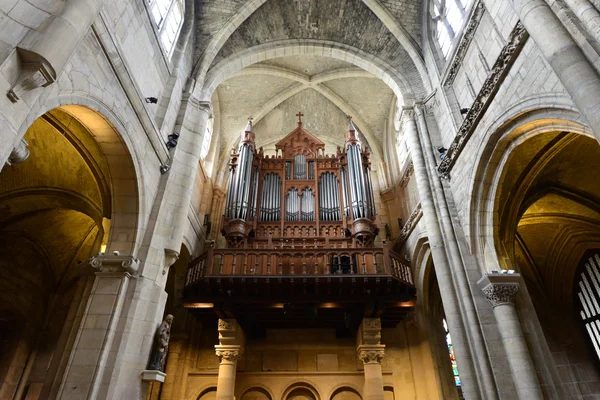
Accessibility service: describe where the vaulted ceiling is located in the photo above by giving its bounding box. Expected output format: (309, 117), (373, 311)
(193, 0), (429, 171)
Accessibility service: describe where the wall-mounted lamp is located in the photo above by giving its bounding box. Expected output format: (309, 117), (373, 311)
(160, 163), (170, 174)
(460, 107), (470, 115)
(166, 132), (180, 149)
(437, 147), (447, 159)
(145, 97), (158, 104)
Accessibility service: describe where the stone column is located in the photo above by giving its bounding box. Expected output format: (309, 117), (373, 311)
(512, 0), (600, 141)
(356, 318), (385, 400)
(56, 255), (139, 400)
(478, 273), (543, 400)
(401, 110), (481, 398)
(563, 0), (600, 45)
(414, 104), (498, 399)
(214, 319), (245, 400)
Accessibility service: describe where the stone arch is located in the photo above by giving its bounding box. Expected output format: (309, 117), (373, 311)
(192, 0), (430, 93)
(329, 385), (362, 400)
(197, 386), (217, 400)
(282, 382), (321, 400)
(240, 386), (273, 400)
(196, 40), (412, 105)
(468, 104), (600, 397)
(17, 94), (143, 255)
(464, 97), (588, 258)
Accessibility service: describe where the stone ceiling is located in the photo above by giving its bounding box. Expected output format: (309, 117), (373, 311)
(198, 0), (428, 170)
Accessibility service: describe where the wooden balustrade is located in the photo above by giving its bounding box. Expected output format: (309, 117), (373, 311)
(186, 245), (413, 287)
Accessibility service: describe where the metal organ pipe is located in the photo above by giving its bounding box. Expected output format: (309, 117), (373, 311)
(319, 173), (341, 221)
(341, 167), (350, 217)
(259, 173), (282, 222)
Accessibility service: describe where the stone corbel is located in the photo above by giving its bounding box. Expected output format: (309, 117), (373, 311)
(4, 139), (30, 166)
(89, 254), (140, 276)
(7, 48), (56, 103)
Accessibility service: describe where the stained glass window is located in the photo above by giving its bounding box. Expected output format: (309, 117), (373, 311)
(443, 318), (461, 388)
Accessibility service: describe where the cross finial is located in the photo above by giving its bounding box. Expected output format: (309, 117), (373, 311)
(347, 115), (352, 121)
(296, 111), (304, 124)
(248, 116), (253, 122)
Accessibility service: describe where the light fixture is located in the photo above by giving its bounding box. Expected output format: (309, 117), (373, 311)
(145, 97), (158, 104)
(166, 132), (180, 149)
(159, 163), (170, 174)
(460, 107), (469, 115)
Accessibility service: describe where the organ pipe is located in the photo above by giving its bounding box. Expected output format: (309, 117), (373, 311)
(344, 119), (374, 218)
(225, 120), (257, 220)
(260, 173), (282, 221)
(319, 173), (341, 221)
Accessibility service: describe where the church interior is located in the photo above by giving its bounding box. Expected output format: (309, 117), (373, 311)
(1, 0), (600, 399)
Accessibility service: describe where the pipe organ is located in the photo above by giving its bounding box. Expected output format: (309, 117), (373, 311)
(221, 113), (379, 248)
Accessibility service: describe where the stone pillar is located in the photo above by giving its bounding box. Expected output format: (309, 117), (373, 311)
(414, 103), (498, 399)
(214, 319), (245, 400)
(513, 0), (600, 141)
(356, 318), (385, 400)
(401, 110), (481, 398)
(56, 255), (139, 400)
(478, 273), (543, 400)
(563, 0), (600, 45)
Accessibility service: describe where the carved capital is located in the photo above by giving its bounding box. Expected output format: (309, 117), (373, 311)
(357, 345), (385, 364)
(477, 273), (521, 307)
(400, 109), (416, 125)
(89, 255), (140, 275)
(215, 345), (242, 364)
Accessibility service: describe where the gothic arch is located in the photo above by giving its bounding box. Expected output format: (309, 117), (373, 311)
(192, 0), (430, 93)
(464, 96), (589, 259)
(196, 40), (411, 106)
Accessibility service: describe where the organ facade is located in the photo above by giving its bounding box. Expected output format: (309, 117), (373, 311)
(184, 114), (415, 336)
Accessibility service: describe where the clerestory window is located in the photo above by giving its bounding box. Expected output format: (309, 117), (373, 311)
(200, 117), (213, 160)
(148, 0), (184, 56)
(432, 0), (473, 58)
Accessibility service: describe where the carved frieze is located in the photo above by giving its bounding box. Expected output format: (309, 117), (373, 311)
(438, 22), (529, 179)
(400, 162), (414, 187)
(395, 203), (423, 247)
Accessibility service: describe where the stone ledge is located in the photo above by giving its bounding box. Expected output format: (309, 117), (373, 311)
(141, 370), (166, 382)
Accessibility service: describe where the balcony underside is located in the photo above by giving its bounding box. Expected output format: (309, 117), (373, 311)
(183, 274), (416, 336)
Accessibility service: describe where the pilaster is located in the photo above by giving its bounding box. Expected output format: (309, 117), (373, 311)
(357, 318), (385, 400)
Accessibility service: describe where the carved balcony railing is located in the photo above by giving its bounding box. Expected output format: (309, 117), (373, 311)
(186, 244), (413, 287)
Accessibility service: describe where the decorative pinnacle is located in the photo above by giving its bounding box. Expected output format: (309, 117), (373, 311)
(296, 111), (304, 125)
(347, 115), (356, 131)
(244, 117), (253, 132)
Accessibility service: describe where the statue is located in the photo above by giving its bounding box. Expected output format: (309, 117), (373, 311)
(148, 314), (174, 371)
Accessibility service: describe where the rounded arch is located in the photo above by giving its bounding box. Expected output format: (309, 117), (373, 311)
(328, 384), (362, 400)
(196, 40), (412, 105)
(196, 386), (217, 400)
(239, 386), (274, 400)
(282, 382), (321, 400)
(18, 94), (144, 255)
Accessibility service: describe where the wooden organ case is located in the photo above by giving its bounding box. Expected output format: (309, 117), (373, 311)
(184, 115), (416, 334)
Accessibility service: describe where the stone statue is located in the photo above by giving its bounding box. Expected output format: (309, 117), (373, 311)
(148, 314), (174, 372)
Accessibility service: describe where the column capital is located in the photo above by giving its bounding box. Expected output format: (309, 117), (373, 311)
(478, 273), (521, 307)
(357, 344), (385, 364)
(400, 108), (416, 124)
(215, 345), (242, 364)
(89, 254), (139, 276)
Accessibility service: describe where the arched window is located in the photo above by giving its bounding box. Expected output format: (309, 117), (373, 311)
(148, 0), (184, 55)
(201, 117), (213, 160)
(432, 0), (472, 58)
(443, 318), (462, 392)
